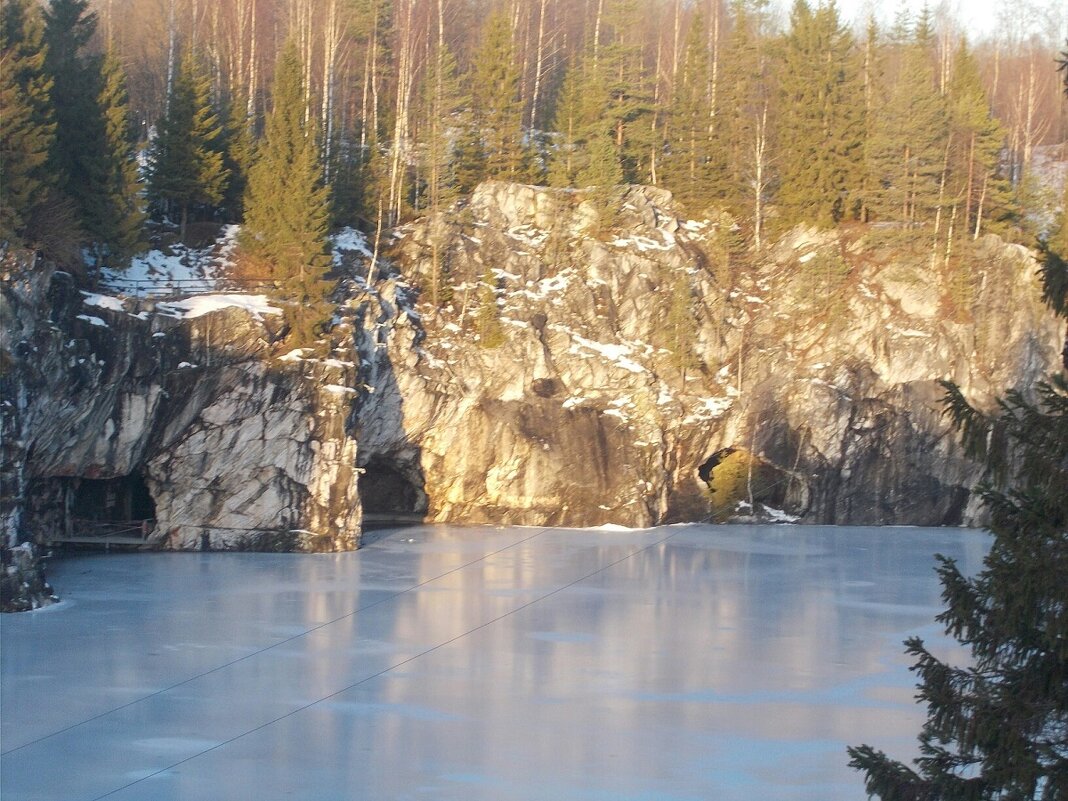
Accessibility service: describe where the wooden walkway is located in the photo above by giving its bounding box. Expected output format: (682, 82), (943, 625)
(49, 519), (153, 547)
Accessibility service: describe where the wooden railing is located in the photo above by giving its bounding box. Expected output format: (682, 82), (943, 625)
(51, 518), (155, 548)
(104, 277), (277, 300)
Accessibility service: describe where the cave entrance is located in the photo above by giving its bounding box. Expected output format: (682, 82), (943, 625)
(71, 474), (156, 522)
(358, 459), (426, 526)
(698, 447), (790, 522)
(53, 473), (157, 545)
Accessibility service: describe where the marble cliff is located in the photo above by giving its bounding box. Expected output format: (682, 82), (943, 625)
(1, 182), (1060, 584)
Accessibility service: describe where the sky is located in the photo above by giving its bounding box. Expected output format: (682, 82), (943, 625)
(805, 0), (1067, 44)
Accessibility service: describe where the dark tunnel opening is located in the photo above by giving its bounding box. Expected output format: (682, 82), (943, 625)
(358, 459), (426, 522)
(70, 473), (156, 522)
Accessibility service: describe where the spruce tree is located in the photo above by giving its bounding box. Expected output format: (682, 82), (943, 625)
(0, 0), (55, 242)
(776, 0), (864, 228)
(43, 0), (142, 258)
(42, 0), (96, 204)
(547, 58), (598, 188)
(707, 1), (761, 211)
(598, 0), (655, 184)
(92, 51), (144, 259)
(472, 10), (528, 182)
(146, 51), (229, 236)
(218, 93), (255, 222)
(422, 39), (467, 210)
(241, 42), (333, 345)
(946, 41), (1011, 238)
(865, 40), (947, 226)
(662, 15), (715, 214)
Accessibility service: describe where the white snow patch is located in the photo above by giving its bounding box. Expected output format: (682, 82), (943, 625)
(798, 251), (817, 264)
(279, 349), (309, 362)
(156, 294), (282, 320)
(764, 506), (800, 523)
(177, 362), (198, 369)
(683, 396), (734, 423)
(80, 292), (125, 312)
(323, 384), (357, 395)
(568, 334), (646, 374)
(890, 326), (931, 339)
(610, 232), (676, 252)
(330, 227), (373, 258)
(562, 396), (587, 409)
(75, 315), (108, 328)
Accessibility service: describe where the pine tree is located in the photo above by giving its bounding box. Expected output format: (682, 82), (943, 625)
(146, 51), (229, 236)
(0, 0), (55, 242)
(776, 0), (865, 228)
(241, 41), (333, 345)
(472, 10), (528, 182)
(849, 74), (1068, 800)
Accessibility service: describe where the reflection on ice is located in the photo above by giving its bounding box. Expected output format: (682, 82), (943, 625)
(0, 524), (988, 801)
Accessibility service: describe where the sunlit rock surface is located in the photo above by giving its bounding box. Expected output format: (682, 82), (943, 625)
(383, 181), (1060, 527)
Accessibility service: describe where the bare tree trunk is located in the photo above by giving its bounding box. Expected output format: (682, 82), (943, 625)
(707, 0), (720, 131)
(529, 0), (550, 130)
(165, 0), (177, 110)
(321, 0), (342, 181)
(973, 173), (989, 240)
(944, 201), (958, 271)
(671, 0), (681, 82)
(388, 0), (417, 225)
(964, 132), (976, 232)
(593, 0), (604, 68)
(247, 0), (258, 118)
(931, 135), (952, 269)
(752, 102), (769, 250)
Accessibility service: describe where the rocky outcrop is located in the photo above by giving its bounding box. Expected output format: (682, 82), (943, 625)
(376, 182), (1060, 526)
(0, 180), (1061, 573)
(1, 254), (362, 552)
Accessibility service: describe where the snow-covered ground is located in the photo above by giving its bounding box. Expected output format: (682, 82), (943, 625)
(96, 225), (373, 298)
(0, 524), (989, 801)
(100, 225), (242, 297)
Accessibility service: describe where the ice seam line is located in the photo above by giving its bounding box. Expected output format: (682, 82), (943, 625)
(0, 526), (552, 757)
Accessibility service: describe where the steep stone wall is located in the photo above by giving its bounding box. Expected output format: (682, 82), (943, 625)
(1, 180), (1061, 578)
(1, 254), (362, 553)
(378, 182), (1061, 526)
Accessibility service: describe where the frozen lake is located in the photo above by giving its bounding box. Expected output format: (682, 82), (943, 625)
(1, 524), (989, 801)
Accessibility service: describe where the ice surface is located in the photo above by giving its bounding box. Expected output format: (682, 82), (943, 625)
(0, 525), (989, 801)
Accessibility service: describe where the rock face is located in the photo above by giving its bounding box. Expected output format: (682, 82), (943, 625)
(0, 180), (1061, 571)
(378, 182), (1060, 527)
(1, 257), (362, 552)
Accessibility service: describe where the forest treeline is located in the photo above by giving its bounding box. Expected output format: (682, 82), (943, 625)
(2, 0), (1067, 274)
